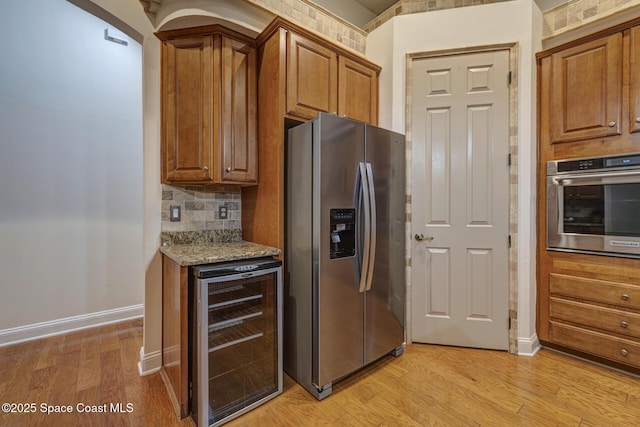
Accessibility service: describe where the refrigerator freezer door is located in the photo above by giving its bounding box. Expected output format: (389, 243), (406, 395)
(316, 114), (366, 387)
(364, 124), (406, 365)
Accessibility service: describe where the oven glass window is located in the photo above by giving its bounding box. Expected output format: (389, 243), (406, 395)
(563, 184), (640, 236)
(563, 185), (604, 235)
(605, 184), (640, 237)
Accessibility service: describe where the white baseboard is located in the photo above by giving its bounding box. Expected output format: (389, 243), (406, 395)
(518, 333), (541, 356)
(0, 304), (143, 347)
(138, 346), (162, 376)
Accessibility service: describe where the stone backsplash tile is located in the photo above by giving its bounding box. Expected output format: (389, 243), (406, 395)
(245, 0), (368, 53)
(363, 0), (510, 33)
(543, 0), (640, 39)
(161, 184), (241, 233)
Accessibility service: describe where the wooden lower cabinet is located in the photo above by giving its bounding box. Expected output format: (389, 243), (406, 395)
(549, 321), (640, 367)
(161, 255), (190, 418)
(538, 251), (640, 371)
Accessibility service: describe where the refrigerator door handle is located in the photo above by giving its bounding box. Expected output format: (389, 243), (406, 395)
(365, 162), (376, 292)
(354, 164), (363, 279)
(358, 162), (371, 294)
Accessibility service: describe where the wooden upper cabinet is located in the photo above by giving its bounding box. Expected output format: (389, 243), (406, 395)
(162, 35), (214, 183)
(283, 27), (380, 124)
(550, 33), (622, 144)
(630, 26), (640, 134)
(218, 37), (257, 183)
(160, 28), (257, 186)
(338, 56), (379, 126)
(286, 31), (338, 119)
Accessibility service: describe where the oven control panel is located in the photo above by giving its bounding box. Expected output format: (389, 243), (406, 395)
(550, 153), (640, 174)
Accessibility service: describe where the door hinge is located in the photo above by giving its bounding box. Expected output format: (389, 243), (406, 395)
(507, 71), (512, 85)
(507, 152), (512, 166)
(508, 235), (512, 248)
(508, 317), (512, 330)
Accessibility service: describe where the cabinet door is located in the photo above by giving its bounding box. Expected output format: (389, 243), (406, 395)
(550, 33), (622, 144)
(338, 56), (379, 125)
(630, 26), (640, 133)
(286, 31), (337, 119)
(218, 36), (258, 184)
(162, 36), (213, 183)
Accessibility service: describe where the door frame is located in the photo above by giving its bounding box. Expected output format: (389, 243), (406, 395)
(405, 43), (519, 353)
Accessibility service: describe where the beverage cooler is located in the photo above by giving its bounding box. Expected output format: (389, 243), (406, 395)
(192, 257), (283, 426)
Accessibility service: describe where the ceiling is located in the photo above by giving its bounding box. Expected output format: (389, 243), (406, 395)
(353, 0), (397, 15)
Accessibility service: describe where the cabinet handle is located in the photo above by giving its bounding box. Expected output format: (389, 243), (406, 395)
(621, 293), (630, 301)
(202, 166), (209, 172)
(225, 167), (231, 173)
(620, 349), (629, 357)
(635, 116), (640, 123)
(608, 121), (616, 127)
(620, 321), (629, 328)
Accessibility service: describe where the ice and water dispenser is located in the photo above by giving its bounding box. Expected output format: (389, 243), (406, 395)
(329, 209), (356, 259)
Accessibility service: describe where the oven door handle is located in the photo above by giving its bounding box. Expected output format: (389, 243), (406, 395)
(553, 170), (640, 185)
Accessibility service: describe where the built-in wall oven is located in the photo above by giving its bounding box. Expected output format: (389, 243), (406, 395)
(547, 153), (640, 257)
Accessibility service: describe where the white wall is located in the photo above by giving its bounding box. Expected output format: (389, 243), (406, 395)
(0, 0), (144, 341)
(367, 0), (543, 354)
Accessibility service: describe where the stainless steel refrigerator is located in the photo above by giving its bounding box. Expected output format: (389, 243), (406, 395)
(285, 113), (405, 400)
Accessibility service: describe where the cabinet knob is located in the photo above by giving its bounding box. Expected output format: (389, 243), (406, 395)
(621, 293), (630, 301)
(620, 348), (629, 357)
(608, 121), (616, 127)
(620, 321), (629, 328)
(635, 116), (640, 123)
(202, 166), (209, 172)
(225, 167), (231, 173)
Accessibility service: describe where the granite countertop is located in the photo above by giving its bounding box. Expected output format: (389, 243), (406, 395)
(160, 240), (281, 266)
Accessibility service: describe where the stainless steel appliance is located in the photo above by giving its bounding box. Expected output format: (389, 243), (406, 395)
(547, 153), (640, 257)
(285, 113), (405, 400)
(192, 257), (282, 426)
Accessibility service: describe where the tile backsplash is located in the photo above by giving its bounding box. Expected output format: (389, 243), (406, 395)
(543, 0), (640, 39)
(161, 184), (241, 233)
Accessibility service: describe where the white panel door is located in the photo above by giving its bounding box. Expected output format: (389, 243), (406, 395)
(411, 50), (510, 350)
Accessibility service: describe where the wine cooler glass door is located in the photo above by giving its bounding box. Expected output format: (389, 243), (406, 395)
(197, 266), (282, 427)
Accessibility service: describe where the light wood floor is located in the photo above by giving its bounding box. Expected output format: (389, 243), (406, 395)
(1, 319), (639, 426)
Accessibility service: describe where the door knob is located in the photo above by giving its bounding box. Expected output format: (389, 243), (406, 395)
(415, 234), (434, 242)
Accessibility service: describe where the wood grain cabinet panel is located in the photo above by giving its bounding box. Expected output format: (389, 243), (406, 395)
(218, 37), (257, 183)
(160, 28), (258, 186)
(550, 321), (640, 368)
(630, 26), (640, 133)
(550, 32), (622, 144)
(160, 255), (190, 418)
(550, 273), (640, 310)
(550, 297), (640, 339)
(286, 31), (338, 119)
(162, 35), (214, 183)
(338, 56), (379, 126)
